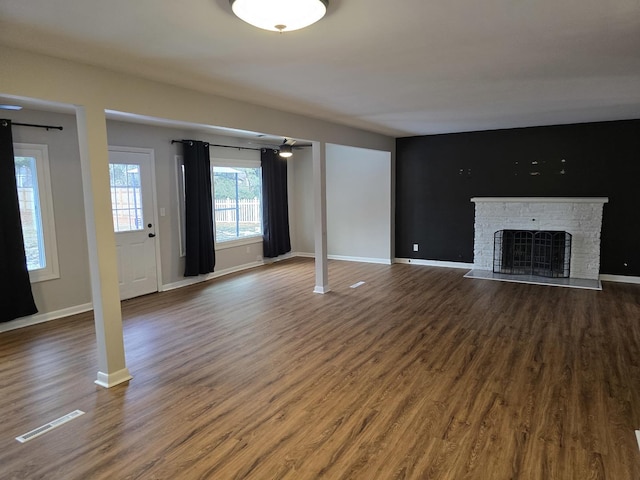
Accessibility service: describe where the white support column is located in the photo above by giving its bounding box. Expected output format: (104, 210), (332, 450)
(76, 105), (132, 388)
(312, 141), (330, 294)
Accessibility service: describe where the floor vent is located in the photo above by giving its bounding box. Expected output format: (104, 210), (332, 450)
(16, 410), (85, 443)
(350, 281), (365, 289)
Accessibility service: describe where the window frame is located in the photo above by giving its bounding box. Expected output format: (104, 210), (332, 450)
(211, 157), (263, 249)
(175, 155), (186, 257)
(14, 143), (60, 283)
(175, 154), (264, 256)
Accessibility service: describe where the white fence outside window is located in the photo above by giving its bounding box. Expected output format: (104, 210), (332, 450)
(214, 197), (261, 223)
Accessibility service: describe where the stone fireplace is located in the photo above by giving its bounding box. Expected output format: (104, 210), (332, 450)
(470, 197), (608, 284)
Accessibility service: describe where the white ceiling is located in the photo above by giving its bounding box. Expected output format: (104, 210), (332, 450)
(1, 0), (639, 137)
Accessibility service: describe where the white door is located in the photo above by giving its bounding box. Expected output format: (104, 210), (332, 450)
(108, 147), (158, 300)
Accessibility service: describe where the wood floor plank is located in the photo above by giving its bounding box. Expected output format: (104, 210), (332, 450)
(1, 258), (639, 479)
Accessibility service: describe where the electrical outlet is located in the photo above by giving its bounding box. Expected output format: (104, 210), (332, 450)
(413, 243), (419, 252)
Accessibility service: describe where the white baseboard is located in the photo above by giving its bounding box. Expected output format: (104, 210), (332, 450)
(600, 274), (640, 285)
(263, 252), (297, 264)
(95, 368), (133, 388)
(0, 302), (93, 333)
(313, 285), (331, 294)
(291, 252), (392, 265)
(6, 260), (638, 335)
(162, 260), (265, 292)
(394, 258), (475, 269)
(328, 254), (392, 265)
(291, 251), (314, 259)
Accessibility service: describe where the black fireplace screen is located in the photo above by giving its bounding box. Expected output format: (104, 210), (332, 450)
(494, 230), (572, 278)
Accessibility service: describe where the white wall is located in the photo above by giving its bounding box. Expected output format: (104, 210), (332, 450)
(290, 144), (392, 263)
(326, 144), (392, 263)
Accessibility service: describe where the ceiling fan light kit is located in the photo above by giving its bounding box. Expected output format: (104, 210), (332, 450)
(278, 143), (293, 158)
(230, 0), (328, 33)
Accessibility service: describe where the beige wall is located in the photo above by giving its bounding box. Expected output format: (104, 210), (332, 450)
(8, 109), (91, 314)
(2, 46), (393, 152)
(1, 46), (394, 326)
(289, 149), (315, 254)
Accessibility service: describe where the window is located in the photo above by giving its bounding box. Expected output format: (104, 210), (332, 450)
(14, 143), (59, 282)
(109, 163), (143, 232)
(212, 161), (262, 244)
(176, 155), (263, 254)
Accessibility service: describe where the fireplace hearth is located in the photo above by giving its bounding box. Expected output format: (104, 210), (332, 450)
(494, 230), (571, 278)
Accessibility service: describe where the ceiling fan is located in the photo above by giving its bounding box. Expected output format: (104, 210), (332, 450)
(259, 138), (312, 158)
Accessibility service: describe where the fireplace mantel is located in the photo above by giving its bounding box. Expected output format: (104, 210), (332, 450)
(470, 197), (608, 281)
(471, 197), (608, 204)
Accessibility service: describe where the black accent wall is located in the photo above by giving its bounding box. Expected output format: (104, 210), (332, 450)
(396, 119), (640, 276)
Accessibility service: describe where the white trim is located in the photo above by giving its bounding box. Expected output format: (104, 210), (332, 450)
(95, 368), (133, 388)
(211, 156), (261, 168)
(314, 285), (330, 294)
(263, 251), (297, 263)
(635, 430), (640, 452)
(162, 260), (265, 291)
(108, 146), (161, 297)
(470, 197), (609, 204)
(394, 258), (475, 269)
(0, 303), (93, 333)
(327, 254), (392, 265)
(146, 148), (163, 294)
(175, 154), (186, 257)
(215, 235), (263, 250)
(293, 251), (314, 258)
(288, 252), (392, 265)
(600, 274), (640, 285)
(14, 143), (60, 283)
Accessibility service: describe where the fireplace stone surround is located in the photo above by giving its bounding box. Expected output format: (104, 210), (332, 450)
(470, 197), (608, 282)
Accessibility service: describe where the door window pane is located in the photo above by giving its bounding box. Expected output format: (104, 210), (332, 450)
(109, 163), (143, 232)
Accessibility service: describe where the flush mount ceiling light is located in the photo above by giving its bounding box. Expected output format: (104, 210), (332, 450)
(278, 143), (293, 158)
(230, 0), (328, 33)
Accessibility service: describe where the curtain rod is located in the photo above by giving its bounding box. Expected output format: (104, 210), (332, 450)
(11, 121), (64, 131)
(171, 140), (269, 152)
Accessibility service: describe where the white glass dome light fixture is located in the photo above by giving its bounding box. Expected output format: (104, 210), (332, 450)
(230, 0), (328, 33)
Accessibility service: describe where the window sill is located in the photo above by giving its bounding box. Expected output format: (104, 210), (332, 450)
(215, 236), (263, 251)
(29, 270), (60, 283)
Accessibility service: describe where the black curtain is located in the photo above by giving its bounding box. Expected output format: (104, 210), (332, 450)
(0, 119), (38, 322)
(183, 140), (215, 276)
(261, 148), (291, 258)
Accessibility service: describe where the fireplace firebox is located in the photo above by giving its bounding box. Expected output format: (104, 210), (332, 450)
(494, 230), (572, 278)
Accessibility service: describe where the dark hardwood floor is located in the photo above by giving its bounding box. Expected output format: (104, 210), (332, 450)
(1, 258), (639, 479)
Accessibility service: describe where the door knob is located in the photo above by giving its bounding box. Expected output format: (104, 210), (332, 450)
(148, 233), (156, 238)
